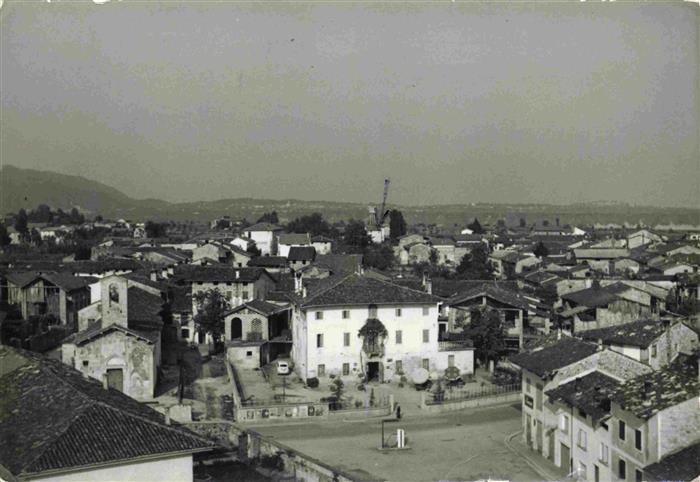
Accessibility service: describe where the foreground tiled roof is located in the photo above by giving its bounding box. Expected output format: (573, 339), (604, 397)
(509, 337), (599, 378)
(614, 353), (700, 419)
(644, 442), (700, 481)
(0, 347), (214, 478)
(545, 371), (620, 423)
(313, 254), (363, 275)
(579, 320), (671, 348)
(301, 273), (442, 308)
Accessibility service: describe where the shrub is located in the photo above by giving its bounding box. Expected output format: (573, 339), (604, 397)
(357, 383), (366, 391)
(306, 377), (319, 388)
(354, 400), (363, 408)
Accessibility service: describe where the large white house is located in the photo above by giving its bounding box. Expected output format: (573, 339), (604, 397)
(290, 273), (474, 382)
(243, 223), (284, 255)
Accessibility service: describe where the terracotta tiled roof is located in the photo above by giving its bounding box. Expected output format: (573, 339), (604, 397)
(0, 346), (214, 478)
(509, 337), (599, 378)
(448, 283), (531, 311)
(248, 256), (289, 268)
(579, 319), (672, 348)
(560, 283), (631, 308)
(288, 246), (316, 262)
(545, 371), (620, 423)
(301, 273), (441, 308)
(614, 353), (700, 419)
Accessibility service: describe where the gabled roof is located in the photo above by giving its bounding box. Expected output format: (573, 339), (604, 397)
(615, 352), (700, 419)
(300, 273), (441, 308)
(560, 283), (631, 308)
(173, 265), (270, 283)
(0, 347), (213, 478)
(579, 319), (673, 348)
(226, 299), (289, 317)
(509, 337), (599, 378)
(545, 371), (620, 423)
(21, 272), (90, 292)
(449, 283), (531, 311)
(278, 233), (311, 245)
(69, 320), (159, 346)
(2, 271), (40, 287)
(288, 246), (316, 262)
(313, 254), (362, 275)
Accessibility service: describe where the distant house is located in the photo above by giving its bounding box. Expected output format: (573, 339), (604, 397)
(626, 229), (665, 249)
(247, 255), (290, 273)
(243, 222), (284, 255)
(13, 272), (91, 329)
(579, 319), (698, 370)
(191, 241), (252, 268)
(311, 235), (333, 255)
(558, 282), (653, 333)
(429, 237), (456, 266)
(0, 345), (213, 481)
(288, 246), (317, 271)
(231, 235), (255, 252)
(64, 275), (165, 400)
(277, 233), (311, 258)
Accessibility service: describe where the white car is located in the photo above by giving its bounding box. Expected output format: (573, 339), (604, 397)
(276, 359), (291, 375)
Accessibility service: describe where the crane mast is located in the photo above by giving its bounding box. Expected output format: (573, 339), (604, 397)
(377, 178), (390, 228)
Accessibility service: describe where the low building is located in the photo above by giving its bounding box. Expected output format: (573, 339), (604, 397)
(311, 235), (333, 255)
(579, 319), (699, 370)
(0, 345), (214, 482)
(63, 275), (164, 400)
(13, 272), (91, 329)
(277, 233), (311, 258)
(243, 223), (284, 255)
(287, 246), (316, 271)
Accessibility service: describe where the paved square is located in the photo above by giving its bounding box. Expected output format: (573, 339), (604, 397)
(250, 404), (544, 481)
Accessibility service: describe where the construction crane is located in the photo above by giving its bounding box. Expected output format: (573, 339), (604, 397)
(376, 178), (391, 229)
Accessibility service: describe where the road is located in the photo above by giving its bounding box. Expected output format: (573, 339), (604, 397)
(249, 403), (544, 481)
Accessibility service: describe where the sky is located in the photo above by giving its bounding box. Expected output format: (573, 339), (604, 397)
(1, 1), (698, 208)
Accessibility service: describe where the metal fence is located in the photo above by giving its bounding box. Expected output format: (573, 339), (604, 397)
(426, 383), (520, 405)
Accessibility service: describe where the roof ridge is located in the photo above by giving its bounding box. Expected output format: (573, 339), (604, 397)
(302, 272), (356, 304)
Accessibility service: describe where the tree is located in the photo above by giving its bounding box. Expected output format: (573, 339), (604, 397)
(14, 209), (29, 242)
(389, 209), (407, 240)
(257, 211), (279, 224)
(429, 248), (439, 265)
(329, 378), (344, 401)
(467, 218), (484, 234)
(94, 214), (104, 222)
(0, 224), (11, 247)
(30, 228), (43, 247)
(246, 244), (261, 257)
(286, 212), (336, 237)
(343, 219), (371, 253)
(455, 244), (493, 280)
(69, 207), (85, 225)
(30, 204), (53, 223)
(363, 243), (395, 271)
(145, 220), (167, 238)
(193, 289), (230, 344)
(462, 307), (506, 366)
(533, 241), (549, 258)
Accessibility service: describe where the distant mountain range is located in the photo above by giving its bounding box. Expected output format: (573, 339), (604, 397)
(1, 165), (698, 228)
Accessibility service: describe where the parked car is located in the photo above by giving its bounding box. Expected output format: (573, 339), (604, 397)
(276, 358), (292, 375)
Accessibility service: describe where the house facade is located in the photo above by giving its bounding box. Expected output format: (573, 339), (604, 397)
(291, 274), (474, 382)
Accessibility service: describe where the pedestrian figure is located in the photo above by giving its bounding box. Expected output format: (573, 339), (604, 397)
(396, 404), (401, 420)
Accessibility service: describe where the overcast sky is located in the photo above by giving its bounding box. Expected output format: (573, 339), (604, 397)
(1, 2), (697, 208)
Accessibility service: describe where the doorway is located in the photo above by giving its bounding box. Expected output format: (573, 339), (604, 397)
(106, 368), (124, 392)
(366, 362), (381, 382)
(560, 443), (571, 472)
(230, 317), (242, 340)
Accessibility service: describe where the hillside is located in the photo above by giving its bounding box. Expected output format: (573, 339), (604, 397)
(1, 165), (698, 227)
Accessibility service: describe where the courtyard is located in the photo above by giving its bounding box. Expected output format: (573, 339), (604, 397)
(250, 403), (546, 481)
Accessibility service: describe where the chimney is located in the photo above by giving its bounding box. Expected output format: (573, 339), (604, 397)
(164, 408), (171, 426)
(235, 270), (240, 279)
(426, 278), (432, 295)
(597, 338), (603, 348)
(557, 328), (562, 340)
(302, 286), (307, 298)
(150, 270), (158, 282)
(167, 266), (174, 277)
(642, 380), (651, 400)
(102, 373), (109, 390)
(556, 217), (560, 227)
(294, 272), (303, 294)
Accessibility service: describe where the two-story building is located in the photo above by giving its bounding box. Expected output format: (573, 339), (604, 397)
(244, 223), (285, 255)
(290, 273), (474, 382)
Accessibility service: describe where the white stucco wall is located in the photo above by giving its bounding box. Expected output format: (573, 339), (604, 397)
(292, 304), (471, 379)
(31, 454), (194, 482)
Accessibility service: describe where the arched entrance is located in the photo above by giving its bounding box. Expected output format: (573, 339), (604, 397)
(230, 317), (243, 340)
